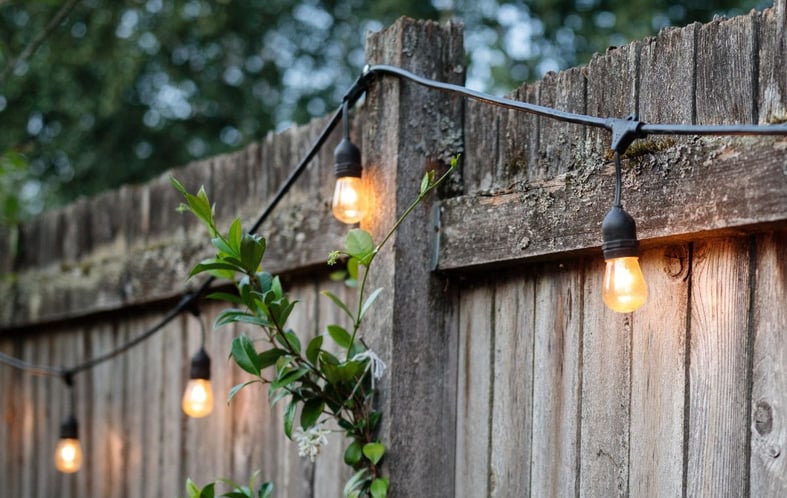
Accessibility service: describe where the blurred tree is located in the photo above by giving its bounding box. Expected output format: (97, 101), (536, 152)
(0, 0), (770, 224)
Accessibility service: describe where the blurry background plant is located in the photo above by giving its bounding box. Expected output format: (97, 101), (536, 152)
(183, 472), (274, 498)
(0, 0), (768, 224)
(172, 156), (457, 497)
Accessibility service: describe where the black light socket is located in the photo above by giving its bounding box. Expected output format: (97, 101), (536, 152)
(59, 414), (79, 440)
(334, 138), (362, 178)
(189, 348), (211, 380)
(602, 206), (639, 260)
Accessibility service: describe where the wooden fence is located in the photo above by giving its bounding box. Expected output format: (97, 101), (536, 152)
(1, 1), (786, 497)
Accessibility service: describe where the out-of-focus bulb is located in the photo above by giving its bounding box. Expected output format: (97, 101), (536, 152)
(55, 437), (83, 473)
(183, 347), (213, 418)
(332, 176), (365, 224)
(55, 414), (82, 473)
(602, 256), (648, 313)
(182, 378), (214, 418)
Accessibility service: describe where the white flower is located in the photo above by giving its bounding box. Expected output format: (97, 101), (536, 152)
(293, 424), (331, 462)
(351, 349), (387, 389)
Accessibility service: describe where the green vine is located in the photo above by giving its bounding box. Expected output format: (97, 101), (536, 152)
(173, 156), (457, 498)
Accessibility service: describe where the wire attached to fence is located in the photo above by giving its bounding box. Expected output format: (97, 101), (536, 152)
(1, 62), (786, 378)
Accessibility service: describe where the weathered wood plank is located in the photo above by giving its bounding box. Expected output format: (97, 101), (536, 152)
(687, 237), (751, 497)
(628, 245), (689, 497)
(639, 25), (696, 125)
(696, 14), (757, 124)
(580, 255), (631, 497)
(363, 17), (464, 498)
(489, 275), (534, 497)
(759, 0), (787, 124)
(455, 282), (493, 498)
(530, 261), (582, 498)
(437, 136), (787, 272)
(750, 230), (787, 497)
(586, 42), (639, 155)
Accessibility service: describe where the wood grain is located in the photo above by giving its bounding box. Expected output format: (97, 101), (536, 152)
(437, 136), (787, 272)
(580, 256), (631, 497)
(455, 282), (493, 498)
(489, 275), (535, 497)
(530, 262), (582, 498)
(758, 0), (787, 124)
(628, 245), (689, 497)
(687, 237), (751, 497)
(750, 230), (787, 496)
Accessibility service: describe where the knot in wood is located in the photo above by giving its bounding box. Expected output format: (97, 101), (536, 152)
(754, 400), (773, 435)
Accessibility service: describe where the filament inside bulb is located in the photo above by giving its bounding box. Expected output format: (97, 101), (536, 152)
(54, 438), (83, 473)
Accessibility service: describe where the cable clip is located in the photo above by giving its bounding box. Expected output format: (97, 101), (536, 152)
(608, 114), (644, 154)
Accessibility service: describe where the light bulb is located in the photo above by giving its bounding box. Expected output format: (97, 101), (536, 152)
(332, 176), (365, 224)
(55, 414), (82, 473)
(182, 378), (214, 418)
(183, 347), (213, 418)
(602, 256), (648, 313)
(54, 437), (83, 473)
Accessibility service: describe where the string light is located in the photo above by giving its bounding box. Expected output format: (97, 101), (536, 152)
(182, 347), (213, 418)
(0, 61), (784, 463)
(54, 375), (83, 473)
(601, 154), (648, 313)
(332, 101), (365, 224)
(54, 414), (83, 473)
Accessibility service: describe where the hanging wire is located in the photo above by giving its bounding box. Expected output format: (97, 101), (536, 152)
(1, 63), (786, 378)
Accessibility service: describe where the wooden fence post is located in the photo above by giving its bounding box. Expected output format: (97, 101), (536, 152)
(360, 18), (464, 497)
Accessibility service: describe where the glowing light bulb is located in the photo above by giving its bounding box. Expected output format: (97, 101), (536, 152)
(183, 347), (213, 418)
(182, 378), (214, 418)
(54, 437), (83, 473)
(55, 414), (82, 473)
(602, 256), (648, 313)
(332, 176), (365, 224)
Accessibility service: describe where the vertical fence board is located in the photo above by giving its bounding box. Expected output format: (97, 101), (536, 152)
(629, 245), (690, 497)
(489, 275), (534, 497)
(750, 230), (787, 497)
(455, 282), (493, 498)
(639, 25), (696, 124)
(89, 323), (118, 498)
(537, 68), (588, 178)
(688, 238), (751, 497)
(580, 257), (631, 497)
(758, 0), (787, 124)
(530, 262), (582, 498)
(696, 15), (757, 124)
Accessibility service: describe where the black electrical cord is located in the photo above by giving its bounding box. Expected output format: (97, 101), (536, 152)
(1, 63), (786, 378)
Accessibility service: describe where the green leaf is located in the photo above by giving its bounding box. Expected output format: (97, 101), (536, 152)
(359, 287), (383, 321)
(345, 228), (374, 257)
(268, 387), (289, 406)
(256, 272), (273, 293)
(257, 482), (273, 498)
(300, 398), (323, 429)
(201, 483), (216, 498)
(283, 400), (297, 439)
(230, 335), (262, 376)
(320, 290), (354, 321)
(206, 291), (243, 305)
(343, 469), (371, 497)
(306, 335), (323, 364)
(327, 324), (352, 349)
(215, 310), (270, 328)
(368, 411), (382, 431)
(271, 276), (284, 299)
(240, 233), (265, 273)
(344, 440), (363, 466)
(363, 442), (385, 465)
(275, 331), (301, 353)
(271, 366), (309, 390)
(211, 236), (236, 257)
(189, 259), (243, 278)
(370, 478), (389, 498)
(258, 348), (288, 369)
(227, 380), (260, 404)
(228, 218), (243, 253)
(186, 478), (201, 498)
(420, 170), (430, 195)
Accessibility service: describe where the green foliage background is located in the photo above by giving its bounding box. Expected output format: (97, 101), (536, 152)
(0, 0), (768, 224)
